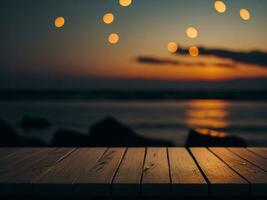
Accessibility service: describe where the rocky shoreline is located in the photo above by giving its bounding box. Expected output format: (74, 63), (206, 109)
(0, 116), (246, 147)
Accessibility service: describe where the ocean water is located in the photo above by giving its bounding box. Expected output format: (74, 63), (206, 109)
(0, 99), (267, 146)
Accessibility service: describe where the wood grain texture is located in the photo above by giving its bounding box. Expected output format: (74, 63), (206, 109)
(74, 148), (126, 197)
(0, 148), (73, 179)
(190, 148), (249, 197)
(142, 148), (170, 197)
(0, 148), (16, 156)
(33, 148), (106, 197)
(168, 148), (208, 196)
(112, 148), (145, 197)
(210, 148), (267, 196)
(0, 148), (47, 171)
(0, 147), (267, 198)
(0, 148), (74, 197)
(0, 148), (18, 160)
(248, 148), (267, 159)
(229, 148), (267, 171)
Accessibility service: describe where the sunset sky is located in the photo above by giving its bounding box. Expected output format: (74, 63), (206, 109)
(1, 0), (267, 90)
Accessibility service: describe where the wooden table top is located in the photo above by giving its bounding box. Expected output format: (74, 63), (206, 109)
(0, 147), (266, 198)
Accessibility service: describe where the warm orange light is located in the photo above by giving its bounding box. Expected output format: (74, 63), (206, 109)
(186, 27), (198, 39)
(186, 100), (229, 129)
(188, 100), (229, 109)
(187, 118), (228, 129)
(167, 42), (178, 53)
(214, 1), (227, 13)
(187, 110), (228, 119)
(189, 46), (199, 57)
(195, 129), (226, 138)
(103, 13), (114, 24)
(54, 17), (65, 28)
(108, 33), (119, 44)
(240, 8), (250, 21)
(119, 0), (132, 7)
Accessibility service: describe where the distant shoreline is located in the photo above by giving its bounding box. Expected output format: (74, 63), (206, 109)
(0, 90), (267, 101)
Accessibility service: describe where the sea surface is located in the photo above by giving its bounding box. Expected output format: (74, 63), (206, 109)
(0, 99), (267, 146)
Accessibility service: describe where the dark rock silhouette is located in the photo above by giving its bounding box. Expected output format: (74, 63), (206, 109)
(0, 119), (44, 147)
(185, 128), (247, 147)
(2, 117), (248, 147)
(51, 117), (174, 147)
(19, 116), (51, 129)
(0, 119), (20, 147)
(52, 129), (89, 147)
(88, 117), (174, 147)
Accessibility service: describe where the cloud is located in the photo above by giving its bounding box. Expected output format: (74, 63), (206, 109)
(136, 47), (267, 68)
(178, 47), (267, 67)
(137, 57), (180, 65)
(137, 56), (236, 68)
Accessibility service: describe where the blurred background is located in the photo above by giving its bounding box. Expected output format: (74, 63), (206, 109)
(1, 0), (267, 146)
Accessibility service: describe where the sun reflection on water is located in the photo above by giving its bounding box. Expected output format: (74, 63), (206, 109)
(186, 100), (229, 129)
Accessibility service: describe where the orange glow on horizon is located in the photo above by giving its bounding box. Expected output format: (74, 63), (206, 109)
(80, 62), (267, 83)
(75, 48), (267, 82)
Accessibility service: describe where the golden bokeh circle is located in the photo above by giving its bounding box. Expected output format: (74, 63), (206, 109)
(189, 46), (199, 57)
(119, 0), (132, 7)
(240, 8), (250, 21)
(103, 13), (115, 24)
(167, 42), (178, 53)
(54, 17), (65, 28)
(186, 27), (198, 39)
(108, 33), (120, 44)
(214, 1), (227, 13)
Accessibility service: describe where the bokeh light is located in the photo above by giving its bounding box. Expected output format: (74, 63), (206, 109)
(108, 33), (119, 44)
(103, 13), (114, 24)
(189, 46), (199, 57)
(167, 42), (178, 53)
(54, 17), (65, 28)
(240, 8), (250, 21)
(186, 27), (198, 39)
(119, 0), (132, 7)
(214, 1), (227, 13)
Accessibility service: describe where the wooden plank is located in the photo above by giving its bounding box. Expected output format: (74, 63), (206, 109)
(210, 148), (267, 196)
(229, 148), (267, 171)
(33, 148), (106, 197)
(248, 148), (267, 159)
(168, 148), (208, 197)
(0, 148), (74, 197)
(0, 147), (266, 198)
(0, 148), (18, 160)
(74, 148), (126, 198)
(0, 148), (68, 179)
(112, 148), (145, 197)
(190, 148), (249, 196)
(0, 148), (48, 171)
(142, 148), (170, 197)
(0, 148), (15, 155)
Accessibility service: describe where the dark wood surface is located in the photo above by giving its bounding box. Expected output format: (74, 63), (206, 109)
(0, 147), (266, 198)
